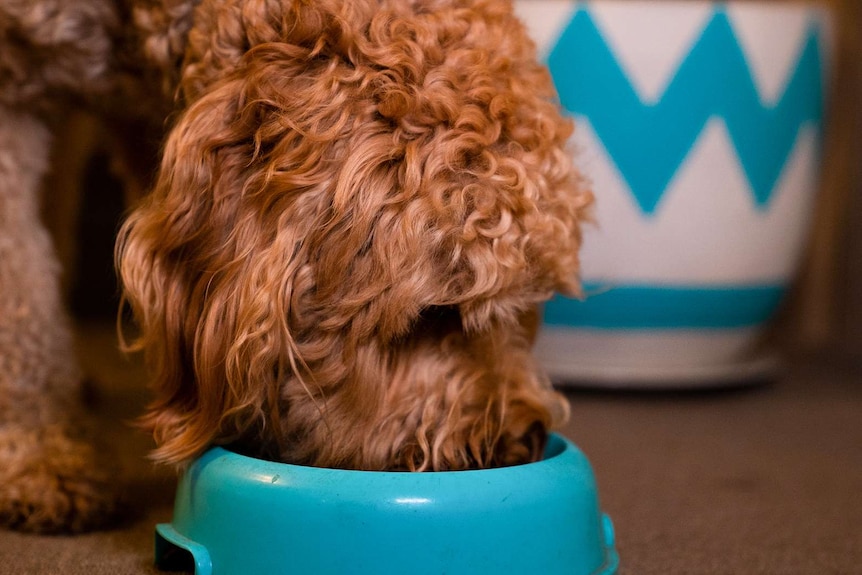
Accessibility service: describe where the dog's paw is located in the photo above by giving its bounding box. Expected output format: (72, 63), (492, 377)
(0, 423), (119, 533)
(393, 406), (551, 471)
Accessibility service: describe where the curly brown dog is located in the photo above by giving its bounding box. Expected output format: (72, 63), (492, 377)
(0, 0), (124, 533)
(0, 0), (590, 531)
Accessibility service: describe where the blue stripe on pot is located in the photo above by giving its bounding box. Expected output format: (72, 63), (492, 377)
(547, 7), (826, 215)
(542, 284), (787, 329)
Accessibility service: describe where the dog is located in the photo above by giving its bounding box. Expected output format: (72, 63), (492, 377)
(0, 0), (590, 532)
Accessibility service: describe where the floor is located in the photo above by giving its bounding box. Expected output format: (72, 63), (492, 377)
(0, 321), (859, 574)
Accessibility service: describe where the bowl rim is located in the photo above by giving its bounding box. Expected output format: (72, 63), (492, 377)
(201, 432), (579, 479)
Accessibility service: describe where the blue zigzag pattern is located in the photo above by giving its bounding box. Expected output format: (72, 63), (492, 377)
(548, 8), (826, 215)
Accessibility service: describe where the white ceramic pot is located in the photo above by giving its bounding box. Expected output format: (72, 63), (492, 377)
(515, 1), (832, 386)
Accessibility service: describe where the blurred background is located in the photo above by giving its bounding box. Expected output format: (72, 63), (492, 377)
(781, 0), (862, 357)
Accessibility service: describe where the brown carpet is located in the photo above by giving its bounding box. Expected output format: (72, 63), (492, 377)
(0, 321), (859, 574)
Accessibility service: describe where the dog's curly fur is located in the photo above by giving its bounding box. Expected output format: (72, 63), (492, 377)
(117, 0), (590, 471)
(0, 0), (588, 532)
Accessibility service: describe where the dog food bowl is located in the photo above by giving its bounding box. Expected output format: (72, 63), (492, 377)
(154, 433), (618, 575)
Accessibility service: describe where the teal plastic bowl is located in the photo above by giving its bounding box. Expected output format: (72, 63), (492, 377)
(155, 434), (618, 575)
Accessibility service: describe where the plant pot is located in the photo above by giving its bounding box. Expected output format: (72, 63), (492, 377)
(516, 0), (832, 387)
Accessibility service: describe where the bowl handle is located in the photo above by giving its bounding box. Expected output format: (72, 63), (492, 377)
(155, 523), (213, 575)
(598, 514), (621, 575)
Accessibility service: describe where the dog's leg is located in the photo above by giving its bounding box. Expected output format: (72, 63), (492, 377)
(0, 107), (116, 533)
(358, 325), (566, 471)
(380, 318), (567, 471)
(276, 307), (566, 472)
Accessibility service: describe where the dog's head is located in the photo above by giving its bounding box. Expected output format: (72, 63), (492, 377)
(118, 0), (590, 465)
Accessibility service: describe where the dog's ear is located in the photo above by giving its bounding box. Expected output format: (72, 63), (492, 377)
(405, 40), (591, 334)
(117, 70), (295, 464)
(437, 106), (591, 335)
(116, 24), (396, 463)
